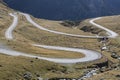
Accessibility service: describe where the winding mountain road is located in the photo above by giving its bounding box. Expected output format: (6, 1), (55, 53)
(21, 13), (118, 38)
(2, 12), (118, 63)
(90, 18), (118, 38)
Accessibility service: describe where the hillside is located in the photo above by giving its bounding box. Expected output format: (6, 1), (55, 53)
(0, 2), (101, 79)
(0, 1), (120, 80)
(86, 15), (120, 80)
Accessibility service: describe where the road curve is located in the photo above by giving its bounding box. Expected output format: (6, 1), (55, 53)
(33, 44), (101, 63)
(90, 17), (118, 38)
(4, 12), (116, 63)
(0, 44), (101, 63)
(5, 13), (18, 40)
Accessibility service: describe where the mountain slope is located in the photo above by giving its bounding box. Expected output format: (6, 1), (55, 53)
(4, 0), (120, 20)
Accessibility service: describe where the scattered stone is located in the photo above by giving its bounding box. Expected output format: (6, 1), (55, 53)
(111, 52), (118, 59)
(35, 57), (38, 59)
(23, 72), (32, 80)
(37, 77), (43, 80)
(116, 74), (120, 77)
(30, 60), (34, 63)
(0, 65), (3, 67)
(35, 72), (40, 77)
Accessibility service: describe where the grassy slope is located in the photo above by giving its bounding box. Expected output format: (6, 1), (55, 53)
(17, 14), (100, 49)
(86, 15), (120, 80)
(95, 16), (120, 56)
(5, 13), (101, 59)
(0, 2), (96, 79)
(95, 16), (120, 34)
(1, 2), (120, 79)
(0, 3), (13, 38)
(32, 17), (95, 36)
(0, 54), (84, 79)
(0, 6), (85, 58)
